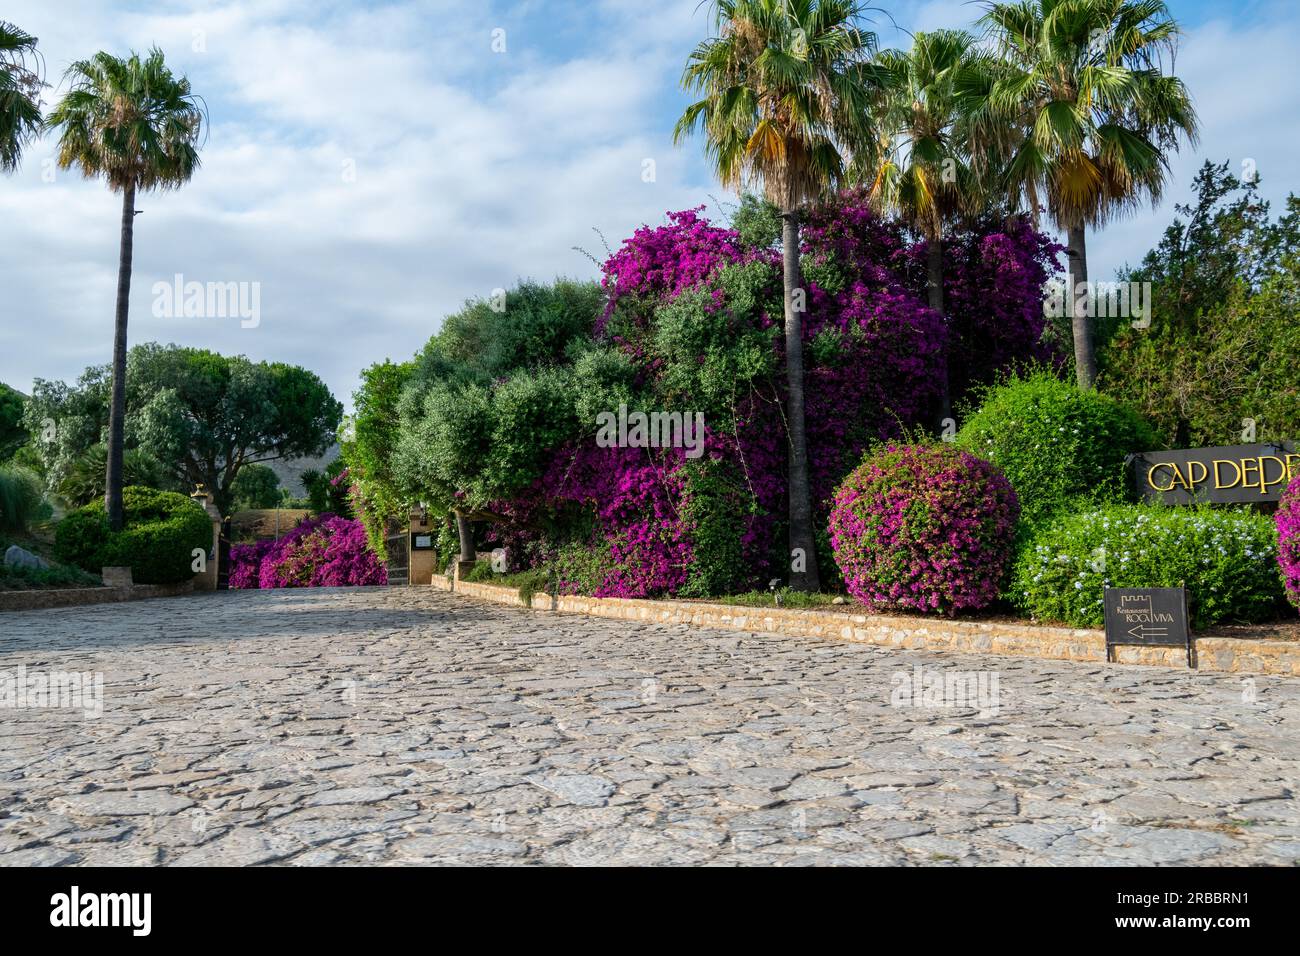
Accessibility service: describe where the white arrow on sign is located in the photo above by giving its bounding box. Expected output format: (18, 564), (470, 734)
(1127, 624), (1168, 640)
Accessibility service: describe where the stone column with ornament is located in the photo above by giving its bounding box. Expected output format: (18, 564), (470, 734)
(190, 486), (223, 591)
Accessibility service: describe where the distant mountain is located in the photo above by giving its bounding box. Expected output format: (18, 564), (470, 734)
(267, 443), (340, 497)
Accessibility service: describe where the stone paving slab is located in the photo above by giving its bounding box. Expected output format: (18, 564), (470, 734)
(0, 587), (1297, 866)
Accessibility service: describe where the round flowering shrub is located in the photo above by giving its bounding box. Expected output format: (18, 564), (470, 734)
(1013, 504), (1283, 628)
(954, 370), (1158, 529)
(828, 444), (1019, 614)
(230, 514), (385, 588)
(1277, 476), (1300, 610)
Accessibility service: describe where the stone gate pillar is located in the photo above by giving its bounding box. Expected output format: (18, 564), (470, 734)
(408, 506), (436, 586)
(190, 486), (222, 591)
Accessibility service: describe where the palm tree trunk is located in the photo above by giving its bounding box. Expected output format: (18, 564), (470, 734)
(1067, 223), (1097, 389)
(105, 181), (136, 532)
(926, 234), (951, 424)
(781, 209), (819, 592)
(455, 509), (474, 562)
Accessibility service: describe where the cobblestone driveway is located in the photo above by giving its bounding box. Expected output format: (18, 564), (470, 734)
(1, 587), (1298, 866)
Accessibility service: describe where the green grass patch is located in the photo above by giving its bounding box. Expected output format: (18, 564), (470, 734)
(0, 561), (102, 591)
(462, 559), (552, 605)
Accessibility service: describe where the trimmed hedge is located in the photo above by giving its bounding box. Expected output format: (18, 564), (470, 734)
(1012, 504), (1284, 628)
(55, 486), (211, 585)
(828, 444), (1019, 615)
(955, 370), (1159, 529)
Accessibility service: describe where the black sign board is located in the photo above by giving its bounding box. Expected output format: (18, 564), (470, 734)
(1103, 587), (1192, 666)
(410, 532), (435, 551)
(1131, 442), (1299, 505)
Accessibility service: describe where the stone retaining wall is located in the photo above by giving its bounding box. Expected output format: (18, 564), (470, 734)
(0, 581), (195, 613)
(430, 574), (1300, 676)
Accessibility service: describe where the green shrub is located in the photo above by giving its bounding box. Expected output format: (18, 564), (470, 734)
(0, 561), (102, 591)
(0, 464), (47, 532)
(955, 370), (1159, 529)
(551, 538), (616, 596)
(1011, 504), (1284, 628)
(461, 558), (495, 582)
(54, 485), (212, 584)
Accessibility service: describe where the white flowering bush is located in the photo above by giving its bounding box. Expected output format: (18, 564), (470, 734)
(1011, 504), (1283, 628)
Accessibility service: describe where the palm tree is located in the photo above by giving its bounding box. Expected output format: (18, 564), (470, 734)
(0, 21), (43, 172)
(975, 0), (1198, 388)
(46, 50), (204, 531)
(675, 0), (881, 591)
(865, 29), (994, 421)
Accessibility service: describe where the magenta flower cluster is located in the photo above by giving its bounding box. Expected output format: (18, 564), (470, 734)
(598, 207), (745, 333)
(488, 195), (1057, 601)
(1277, 476), (1300, 609)
(828, 444), (1020, 614)
(229, 513), (386, 589)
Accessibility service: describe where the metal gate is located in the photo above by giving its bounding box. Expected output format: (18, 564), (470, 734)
(384, 517), (409, 586)
(217, 517), (232, 590)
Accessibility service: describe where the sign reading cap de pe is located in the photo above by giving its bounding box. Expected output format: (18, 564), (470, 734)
(1132, 442), (1299, 505)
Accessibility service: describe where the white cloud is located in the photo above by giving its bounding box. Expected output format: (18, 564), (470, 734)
(3, 0), (1297, 414)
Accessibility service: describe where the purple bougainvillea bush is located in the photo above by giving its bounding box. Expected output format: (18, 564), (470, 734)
(229, 514), (386, 589)
(1278, 475), (1300, 610)
(358, 193), (1061, 605)
(828, 444), (1020, 614)
(228, 538), (273, 589)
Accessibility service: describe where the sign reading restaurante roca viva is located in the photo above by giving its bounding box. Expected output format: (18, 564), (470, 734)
(1131, 442), (1299, 505)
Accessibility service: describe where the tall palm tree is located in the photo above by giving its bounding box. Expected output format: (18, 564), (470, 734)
(975, 0), (1198, 388)
(675, 0), (881, 591)
(865, 29), (994, 421)
(0, 21), (43, 172)
(47, 50), (204, 531)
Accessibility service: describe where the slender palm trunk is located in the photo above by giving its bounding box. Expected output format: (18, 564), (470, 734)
(1067, 223), (1097, 389)
(926, 234), (951, 424)
(781, 209), (819, 592)
(455, 510), (474, 562)
(105, 180), (136, 531)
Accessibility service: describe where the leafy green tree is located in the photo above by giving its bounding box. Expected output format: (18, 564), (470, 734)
(731, 193), (782, 251)
(23, 366), (112, 489)
(231, 463), (281, 510)
(46, 49), (205, 530)
(0, 21), (42, 172)
(384, 280), (600, 560)
(675, 0), (882, 590)
(1099, 162), (1300, 446)
(975, 0), (1198, 389)
(0, 382), (27, 462)
(340, 360), (414, 551)
(27, 344), (341, 514)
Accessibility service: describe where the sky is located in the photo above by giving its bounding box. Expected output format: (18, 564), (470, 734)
(2, 0), (1297, 411)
